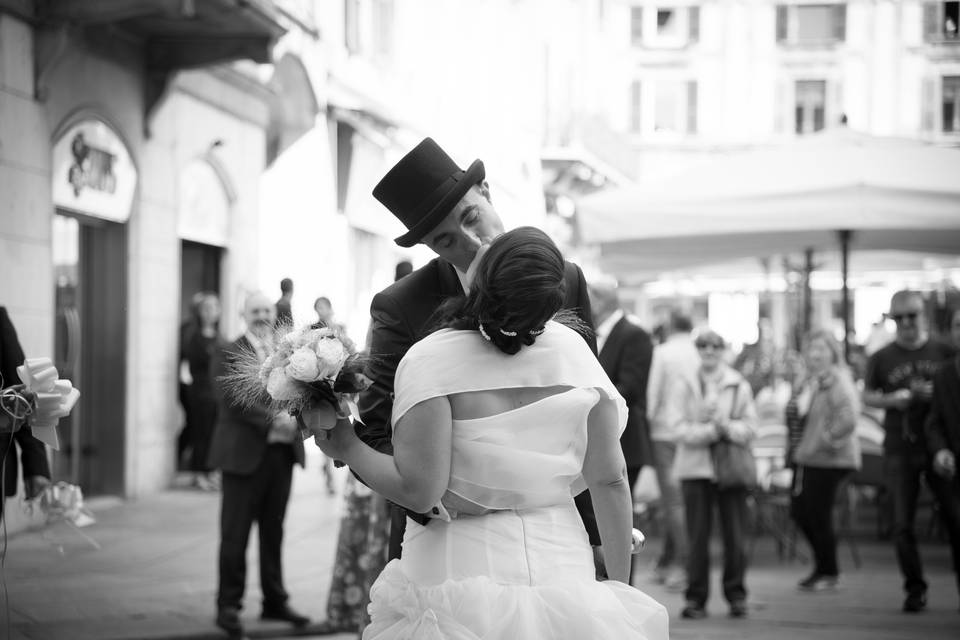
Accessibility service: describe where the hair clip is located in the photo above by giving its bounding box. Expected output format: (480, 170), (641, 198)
(499, 328), (518, 337)
(528, 326), (545, 336)
(478, 323), (492, 341)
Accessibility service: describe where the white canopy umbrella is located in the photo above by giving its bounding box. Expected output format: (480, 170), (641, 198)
(578, 127), (960, 278)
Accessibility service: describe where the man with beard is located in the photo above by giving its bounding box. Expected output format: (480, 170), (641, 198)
(208, 292), (309, 638)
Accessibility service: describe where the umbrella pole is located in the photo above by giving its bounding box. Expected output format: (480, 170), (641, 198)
(803, 248), (814, 337)
(839, 229), (851, 364)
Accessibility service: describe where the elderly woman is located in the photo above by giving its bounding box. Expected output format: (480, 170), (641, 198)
(788, 329), (861, 592)
(666, 329), (757, 620)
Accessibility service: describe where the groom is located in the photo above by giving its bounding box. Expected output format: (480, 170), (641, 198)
(357, 137), (602, 563)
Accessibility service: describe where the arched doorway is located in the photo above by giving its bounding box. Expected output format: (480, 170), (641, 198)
(51, 117), (136, 495)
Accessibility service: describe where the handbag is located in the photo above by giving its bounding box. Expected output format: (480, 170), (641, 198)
(632, 464), (661, 505)
(711, 384), (757, 490)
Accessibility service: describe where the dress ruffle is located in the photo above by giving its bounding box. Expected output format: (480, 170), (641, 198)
(364, 560), (669, 640)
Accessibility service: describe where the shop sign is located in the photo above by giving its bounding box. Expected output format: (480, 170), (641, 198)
(52, 119), (137, 223)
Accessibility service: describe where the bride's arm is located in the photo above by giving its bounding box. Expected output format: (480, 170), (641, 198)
(303, 398), (452, 514)
(582, 398), (632, 583)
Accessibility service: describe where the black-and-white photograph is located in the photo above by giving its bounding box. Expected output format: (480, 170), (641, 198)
(1, 1), (959, 639)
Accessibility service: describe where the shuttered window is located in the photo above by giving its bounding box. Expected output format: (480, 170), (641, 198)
(631, 6), (644, 45)
(924, 2), (960, 41)
(795, 80), (827, 135)
(689, 6), (700, 42)
(944, 76), (960, 132)
(687, 81), (698, 134)
(777, 3), (847, 44)
(630, 80), (643, 132)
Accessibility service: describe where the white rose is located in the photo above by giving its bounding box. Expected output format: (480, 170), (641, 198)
(266, 367), (300, 401)
(314, 338), (349, 380)
(286, 347), (321, 382)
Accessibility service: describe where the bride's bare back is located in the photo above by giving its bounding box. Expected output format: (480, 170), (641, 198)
(448, 385), (572, 420)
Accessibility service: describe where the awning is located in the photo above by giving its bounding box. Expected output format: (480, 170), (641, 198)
(36, 0), (286, 68)
(577, 127), (960, 279)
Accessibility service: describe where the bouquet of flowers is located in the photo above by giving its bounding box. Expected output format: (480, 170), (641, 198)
(220, 322), (371, 440)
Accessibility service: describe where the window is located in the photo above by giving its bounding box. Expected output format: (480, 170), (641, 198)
(630, 80), (642, 132)
(944, 76), (960, 132)
(345, 0), (361, 54)
(795, 80), (826, 134)
(657, 9), (680, 38)
(372, 0), (394, 57)
(651, 80), (697, 135)
(776, 4), (846, 45)
(924, 2), (960, 42)
(632, 6), (700, 47)
(654, 81), (682, 133)
(631, 6), (644, 45)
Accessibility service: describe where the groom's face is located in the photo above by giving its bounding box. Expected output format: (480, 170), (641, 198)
(420, 184), (504, 272)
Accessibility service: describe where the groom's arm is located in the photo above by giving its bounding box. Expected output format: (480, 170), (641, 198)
(356, 290), (411, 455)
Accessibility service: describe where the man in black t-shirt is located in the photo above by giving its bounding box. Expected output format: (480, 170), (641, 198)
(864, 290), (956, 613)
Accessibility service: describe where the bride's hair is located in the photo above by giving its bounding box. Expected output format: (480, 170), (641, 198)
(430, 226), (587, 355)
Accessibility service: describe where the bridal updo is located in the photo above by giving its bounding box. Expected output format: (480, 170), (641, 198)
(433, 226), (577, 355)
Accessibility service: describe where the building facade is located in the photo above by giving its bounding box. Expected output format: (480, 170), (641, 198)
(0, 1), (284, 533)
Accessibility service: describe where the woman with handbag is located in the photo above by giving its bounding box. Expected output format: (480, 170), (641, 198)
(666, 329), (757, 620)
(788, 329), (861, 592)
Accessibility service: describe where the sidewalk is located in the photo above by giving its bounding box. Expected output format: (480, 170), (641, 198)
(3, 448), (355, 640)
(3, 449), (959, 640)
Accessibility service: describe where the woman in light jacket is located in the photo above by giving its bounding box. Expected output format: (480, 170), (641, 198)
(665, 329), (757, 620)
(788, 329), (861, 592)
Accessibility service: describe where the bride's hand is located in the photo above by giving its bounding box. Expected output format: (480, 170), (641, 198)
(300, 403), (354, 458)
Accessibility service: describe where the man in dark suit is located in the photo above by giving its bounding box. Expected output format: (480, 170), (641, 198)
(589, 281), (654, 586)
(590, 282), (654, 491)
(207, 292), (308, 639)
(925, 307), (960, 609)
(356, 137), (600, 563)
(1, 306), (51, 520)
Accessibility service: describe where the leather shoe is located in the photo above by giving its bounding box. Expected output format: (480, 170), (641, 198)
(903, 592), (927, 613)
(215, 607), (244, 637)
(729, 600), (748, 618)
(681, 601), (707, 619)
(261, 603), (310, 627)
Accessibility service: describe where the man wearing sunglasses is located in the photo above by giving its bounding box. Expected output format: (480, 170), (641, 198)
(864, 290), (956, 613)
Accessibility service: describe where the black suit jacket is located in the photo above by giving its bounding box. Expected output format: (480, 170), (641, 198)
(598, 315), (654, 471)
(926, 356), (960, 461)
(1, 307), (51, 499)
(207, 335), (305, 475)
(357, 257), (599, 539)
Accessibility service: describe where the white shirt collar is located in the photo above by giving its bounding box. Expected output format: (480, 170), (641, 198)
(245, 330), (273, 362)
(454, 267), (469, 294)
(596, 309), (624, 352)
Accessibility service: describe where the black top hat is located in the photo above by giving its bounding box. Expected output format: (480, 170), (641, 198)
(373, 138), (485, 247)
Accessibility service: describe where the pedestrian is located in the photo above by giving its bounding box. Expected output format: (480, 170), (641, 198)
(590, 279), (654, 583)
(355, 137), (601, 574)
(646, 310), (699, 591)
(275, 278), (293, 327)
(207, 291), (309, 638)
(923, 307), (960, 611)
(668, 329), (757, 620)
(177, 291), (206, 471)
(302, 227), (669, 639)
(1, 306), (52, 520)
(179, 292), (225, 491)
(788, 329), (861, 591)
(863, 290), (956, 613)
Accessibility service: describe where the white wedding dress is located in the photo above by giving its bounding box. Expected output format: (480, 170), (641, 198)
(363, 323), (669, 640)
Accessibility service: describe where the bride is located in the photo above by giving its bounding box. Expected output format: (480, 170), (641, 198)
(304, 227), (668, 639)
